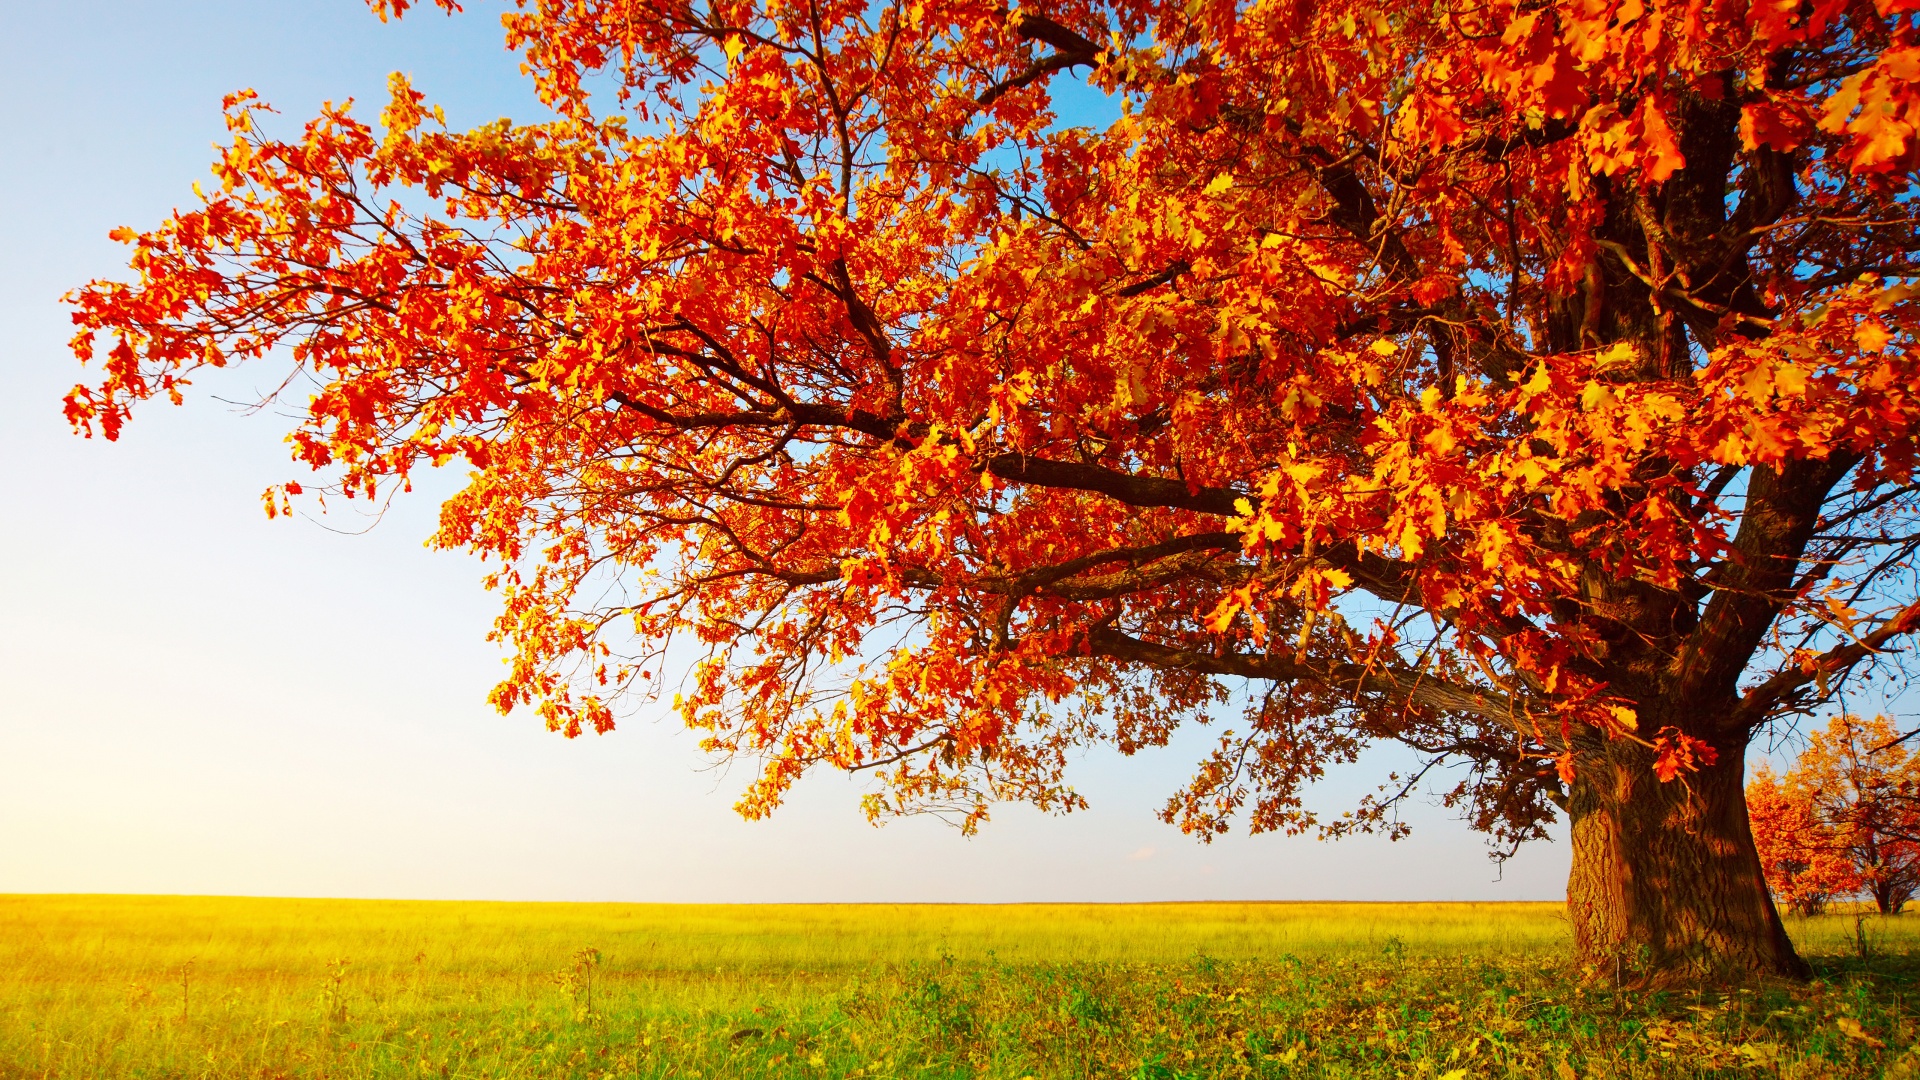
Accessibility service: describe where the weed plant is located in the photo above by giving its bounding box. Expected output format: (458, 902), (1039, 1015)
(1, 895), (1915, 1078)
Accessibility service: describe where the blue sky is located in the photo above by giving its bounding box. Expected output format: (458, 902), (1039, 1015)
(0, 0), (1570, 902)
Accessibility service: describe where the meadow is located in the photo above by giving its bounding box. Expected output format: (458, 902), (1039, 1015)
(2, 894), (1917, 1079)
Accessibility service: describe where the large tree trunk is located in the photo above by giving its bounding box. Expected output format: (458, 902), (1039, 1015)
(1566, 734), (1810, 982)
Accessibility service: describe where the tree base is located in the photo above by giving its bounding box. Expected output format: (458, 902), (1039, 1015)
(1567, 739), (1810, 984)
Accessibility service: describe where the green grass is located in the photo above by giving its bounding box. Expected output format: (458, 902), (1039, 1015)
(2, 894), (1917, 1078)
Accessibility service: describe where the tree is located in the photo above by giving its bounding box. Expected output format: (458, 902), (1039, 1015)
(66, 0), (1920, 980)
(1780, 715), (1920, 914)
(1747, 761), (1862, 917)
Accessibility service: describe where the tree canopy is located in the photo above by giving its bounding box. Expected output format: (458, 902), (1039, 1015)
(1753, 715), (1920, 915)
(68, 0), (1920, 977)
(1750, 759), (1868, 918)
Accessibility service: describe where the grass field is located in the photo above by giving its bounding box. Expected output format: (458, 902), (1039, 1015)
(3, 895), (1918, 1078)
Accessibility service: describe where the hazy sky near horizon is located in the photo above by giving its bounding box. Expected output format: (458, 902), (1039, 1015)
(0, 0), (1577, 903)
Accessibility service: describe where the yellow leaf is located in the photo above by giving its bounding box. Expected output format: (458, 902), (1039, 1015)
(1836, 1016), (1885, 1048)
(1857, 321), (1892, 353)
(1520, 364), (1552, 401)
(1399, 522), (1426, 559)
(1773, 363), (1809, 396)
(1203, 173), (1233, 196)
(1369, 338), (1398, 356)
(1204, 595), (1242, 634)
(1594, 341), (1638, 371)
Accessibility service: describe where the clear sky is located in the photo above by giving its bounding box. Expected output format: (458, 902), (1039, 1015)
(0, 0), (1571, 903)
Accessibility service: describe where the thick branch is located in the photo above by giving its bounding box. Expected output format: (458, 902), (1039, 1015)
(976, 13), (1100, 108)
(1731, 600), (1920, 728)
(983, 453), (1241, 515)
(1084, 626), (1554, 747)
(1004, 530), (1239, 593)
(1674, 454), (1864, 709)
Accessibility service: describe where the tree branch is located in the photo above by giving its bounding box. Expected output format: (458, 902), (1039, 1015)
(1732, 600), (1920, 728)
(976, 13), (1100, 108)
(1084, 626), (1554, 747)
(1675, 454), (1864, 709)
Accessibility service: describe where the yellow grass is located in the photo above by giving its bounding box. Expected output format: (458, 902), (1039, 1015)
(3, 894), (1917, 1078)
(1, 895), (1574, 975)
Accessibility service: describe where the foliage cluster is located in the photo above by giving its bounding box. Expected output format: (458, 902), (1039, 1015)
(4, 895), (1920, 1078)
(1751, 715), (1920, 916)
(64, 0), (1920, 830)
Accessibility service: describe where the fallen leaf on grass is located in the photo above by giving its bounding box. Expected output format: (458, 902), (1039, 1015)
(1835, 1017), (1884, 1048)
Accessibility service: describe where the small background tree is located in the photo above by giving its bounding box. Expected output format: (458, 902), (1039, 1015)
(1748, 762), (1861, 916)
(1752, 715), (1920, 915)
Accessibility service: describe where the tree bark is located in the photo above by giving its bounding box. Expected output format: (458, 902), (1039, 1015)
(1566, 733), (1811, 982)
(1871, 876), (1910, 915)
